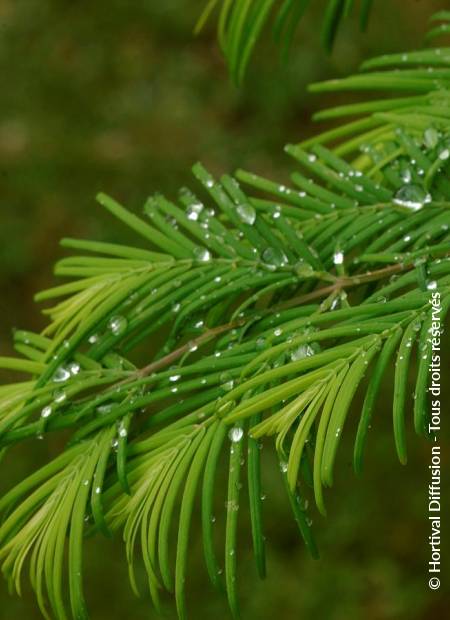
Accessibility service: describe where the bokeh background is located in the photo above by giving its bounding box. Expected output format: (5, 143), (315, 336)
(0, 1), (449, 618)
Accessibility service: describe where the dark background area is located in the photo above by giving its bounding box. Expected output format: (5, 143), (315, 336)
(0, 1), (448, 618)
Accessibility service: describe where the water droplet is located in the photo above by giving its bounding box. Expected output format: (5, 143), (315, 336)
(236, 203), (256, 225)
(88, 333), (99, 344)
(290, 344), (315, 361)
(333, 251), (344, 265)
(424, 128), (439, 149)
(97, 403), (113, 416)
(169, 374), (181, 382)
(68, 361), (80, 376)
(228, 427), (243, 443)
(399, 166), (412, 184)
(222, 380), (234, 392)
(41, 405), (52, 418)
(108, 315), (128, 336)
(225, 501), (239, 513)
(193, 246), (211, 262)
(427, 280), (437, 290)
(255, 337), (267, 350)
(295, 261), (314, 277)
(299, 497), (309, 511)
(393, 185), (432, 211)
(262, 246), (288, 268)
(273, 327), (283, 337)
(186, 202), (203, 221)
(53, 389), (67, 404)
(53, 366), (70, 383)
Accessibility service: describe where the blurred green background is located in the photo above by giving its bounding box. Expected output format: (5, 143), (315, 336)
(0, 1), (449, 618)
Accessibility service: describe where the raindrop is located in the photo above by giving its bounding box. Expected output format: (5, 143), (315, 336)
(186, 202), (203, 221)
(423, 128), (439, 149)
(53, 389), (67, 404)
(53, 366), (70, 383)
(295, 261), (314, 277)
(68, 361), (80, 376)
(226, 501), (239, 513)
(393, 185), (432, 211)
(193, 246), (211, 262)
(262, 246), (288, 268)
(333, 251), (344, 265)
(236, 203), (256, 225)
(290, 344), (315, 361)
(299, 497), (309, 511)
(97, 404), (114, 416)
(222, 380), (234, 392)
(399, 166), (412, 184)
(216, 399), (235, 417)
(108, 315), (128, 336)
(255, 337), (267, 350)
(427, 280), (437, 290)
(41, 405), (52, 419)
(228, 427), (244, 443)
